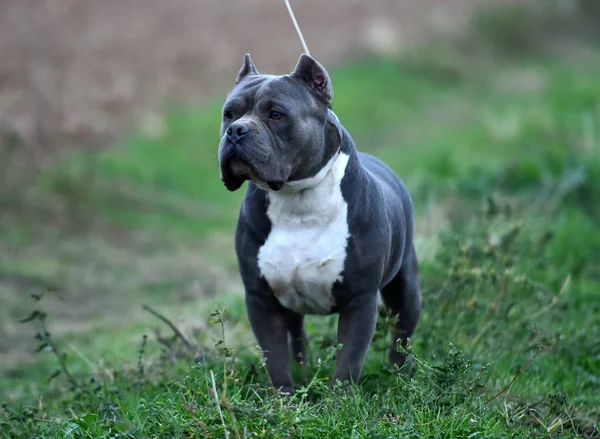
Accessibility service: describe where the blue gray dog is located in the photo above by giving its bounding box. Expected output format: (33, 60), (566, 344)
(218, 53), (421, 393)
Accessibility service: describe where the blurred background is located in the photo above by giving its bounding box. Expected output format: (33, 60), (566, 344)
(1, 0), (599, 400)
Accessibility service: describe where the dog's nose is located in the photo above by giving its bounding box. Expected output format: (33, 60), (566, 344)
(226, 122), (250, 143)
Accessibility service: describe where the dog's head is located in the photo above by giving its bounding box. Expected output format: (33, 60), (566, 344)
(218, 53), (343, 192)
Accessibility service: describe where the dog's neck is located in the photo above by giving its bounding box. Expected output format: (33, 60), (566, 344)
(281, 150), (342, 194)
(265, 151), (349, 224)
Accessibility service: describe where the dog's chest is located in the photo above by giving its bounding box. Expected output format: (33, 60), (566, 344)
(257, 154), (350, 315)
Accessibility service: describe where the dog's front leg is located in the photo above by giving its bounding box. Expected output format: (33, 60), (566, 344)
(332, 291), (379, 387)
(245, 293), (294, 394)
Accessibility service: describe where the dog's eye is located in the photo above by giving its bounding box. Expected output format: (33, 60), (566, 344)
(224, 110), (234, 120)
(269, 111), (284, 120)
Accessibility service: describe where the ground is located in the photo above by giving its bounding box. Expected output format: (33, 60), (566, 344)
(1, 1), (600, 438)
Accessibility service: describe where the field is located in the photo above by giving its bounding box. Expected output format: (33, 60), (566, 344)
(2, 5), (600, 438)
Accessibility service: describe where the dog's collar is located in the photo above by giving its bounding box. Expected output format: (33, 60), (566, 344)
(282, 149), (342, 193)
(254, 148), (342, 194)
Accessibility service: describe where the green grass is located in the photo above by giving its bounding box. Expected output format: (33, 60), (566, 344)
(2, 20), (600, 439)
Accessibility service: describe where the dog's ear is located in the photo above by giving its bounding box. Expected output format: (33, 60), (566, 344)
(291, 54), (333, 104)
(236, 53), (259, 84)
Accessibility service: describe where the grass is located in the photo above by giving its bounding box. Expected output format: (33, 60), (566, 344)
(2, 5), (600, 437)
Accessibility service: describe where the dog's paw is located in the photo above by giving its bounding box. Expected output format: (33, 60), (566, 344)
(273, 382), (295, 396)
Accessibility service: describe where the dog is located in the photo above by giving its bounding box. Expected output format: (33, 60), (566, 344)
(218, 53), (421, 394)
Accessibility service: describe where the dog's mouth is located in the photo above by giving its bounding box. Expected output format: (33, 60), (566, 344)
(265, 181), (285, 191)
(219, 146), (286, 192)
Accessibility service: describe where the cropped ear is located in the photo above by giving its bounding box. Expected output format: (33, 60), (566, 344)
(236, 53), (259, 84)
(290, 54), (333, 104)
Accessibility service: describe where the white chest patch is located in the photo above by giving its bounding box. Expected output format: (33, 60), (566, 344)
(257, 152), (350, 315)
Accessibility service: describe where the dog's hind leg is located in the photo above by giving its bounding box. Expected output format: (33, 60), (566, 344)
(285, 310), (307, 365)
(380, 244), (421, 371)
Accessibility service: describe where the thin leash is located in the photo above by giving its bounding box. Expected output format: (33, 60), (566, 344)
(284, 0), (310, 56)
(284, 0), (338, 117)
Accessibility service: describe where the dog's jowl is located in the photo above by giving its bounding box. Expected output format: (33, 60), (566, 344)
(218, 53), (422, 394)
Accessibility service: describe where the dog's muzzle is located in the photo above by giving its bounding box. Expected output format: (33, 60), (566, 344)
(219, 142), (285, 192)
